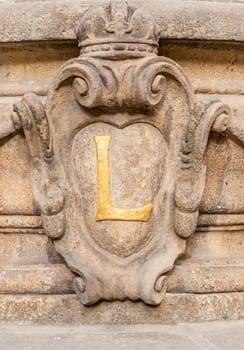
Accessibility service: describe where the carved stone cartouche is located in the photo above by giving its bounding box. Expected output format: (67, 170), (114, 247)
(10, 0), (235, 305)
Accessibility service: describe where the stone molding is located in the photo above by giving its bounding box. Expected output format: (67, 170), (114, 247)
(0, 0), (243, 44)
(0, 293), (243, 324)
(1, 261), (244, 295)
(1, 213), (244, 232)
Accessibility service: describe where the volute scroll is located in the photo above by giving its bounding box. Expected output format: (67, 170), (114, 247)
(0, 0), (241, 306)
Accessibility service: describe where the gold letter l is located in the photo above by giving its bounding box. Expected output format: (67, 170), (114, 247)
(94, 136), (153, 222)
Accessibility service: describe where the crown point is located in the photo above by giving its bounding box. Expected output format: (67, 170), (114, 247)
(110, 0), (128, 18)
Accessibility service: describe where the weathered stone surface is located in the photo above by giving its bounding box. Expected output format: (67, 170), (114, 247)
(1, 41), (244, 96)
(0, 1), (243, 43)
(186, 231), (244, 260)
(4, 320), (244, 350)
(160, 44), (244, 95)
(1, 260), (244, 295)
(0, 215), (41, 230)
(0, 80), (50, 97)
(0, 264), (73, 295)
(12, 0), (236, 306)
(0, 133), (35, 214)
(198, 213), (244, 227)
(0, 42), (244, 217)
(0, 0), (243, 324)
(168, 260), (244, 293)
(0, 0), (241, 312)
(74, 123), (166, 257)
(0, 293), (243, 324)
(0, 234), (49, 265)
(1, 320), (244, 350)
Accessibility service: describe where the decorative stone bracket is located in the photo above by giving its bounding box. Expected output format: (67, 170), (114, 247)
(0, 0), (243, 306)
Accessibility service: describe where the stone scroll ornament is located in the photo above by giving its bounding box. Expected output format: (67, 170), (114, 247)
(5, 0), (242, 306)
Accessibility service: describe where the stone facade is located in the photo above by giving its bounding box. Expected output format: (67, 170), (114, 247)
(0, 0), (243, 323)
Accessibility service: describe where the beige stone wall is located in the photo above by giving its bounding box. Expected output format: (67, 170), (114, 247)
(0, 0), (243, 323)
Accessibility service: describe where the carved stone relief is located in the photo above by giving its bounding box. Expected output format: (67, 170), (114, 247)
(0, 0), (243, 306)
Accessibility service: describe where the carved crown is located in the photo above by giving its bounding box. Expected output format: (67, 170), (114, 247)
(76, 0), (160, 57)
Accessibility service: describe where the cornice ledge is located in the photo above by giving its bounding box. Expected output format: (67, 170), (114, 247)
(0, 0), (243, 44)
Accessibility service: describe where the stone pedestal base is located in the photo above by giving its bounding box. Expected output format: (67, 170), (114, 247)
(0, 293), (243, 324)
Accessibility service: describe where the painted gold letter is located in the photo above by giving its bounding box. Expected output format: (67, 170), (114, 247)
(94, 136), (153, 221)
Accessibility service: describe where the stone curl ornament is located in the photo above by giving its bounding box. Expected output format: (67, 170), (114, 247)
(4, 0), (241, 306)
